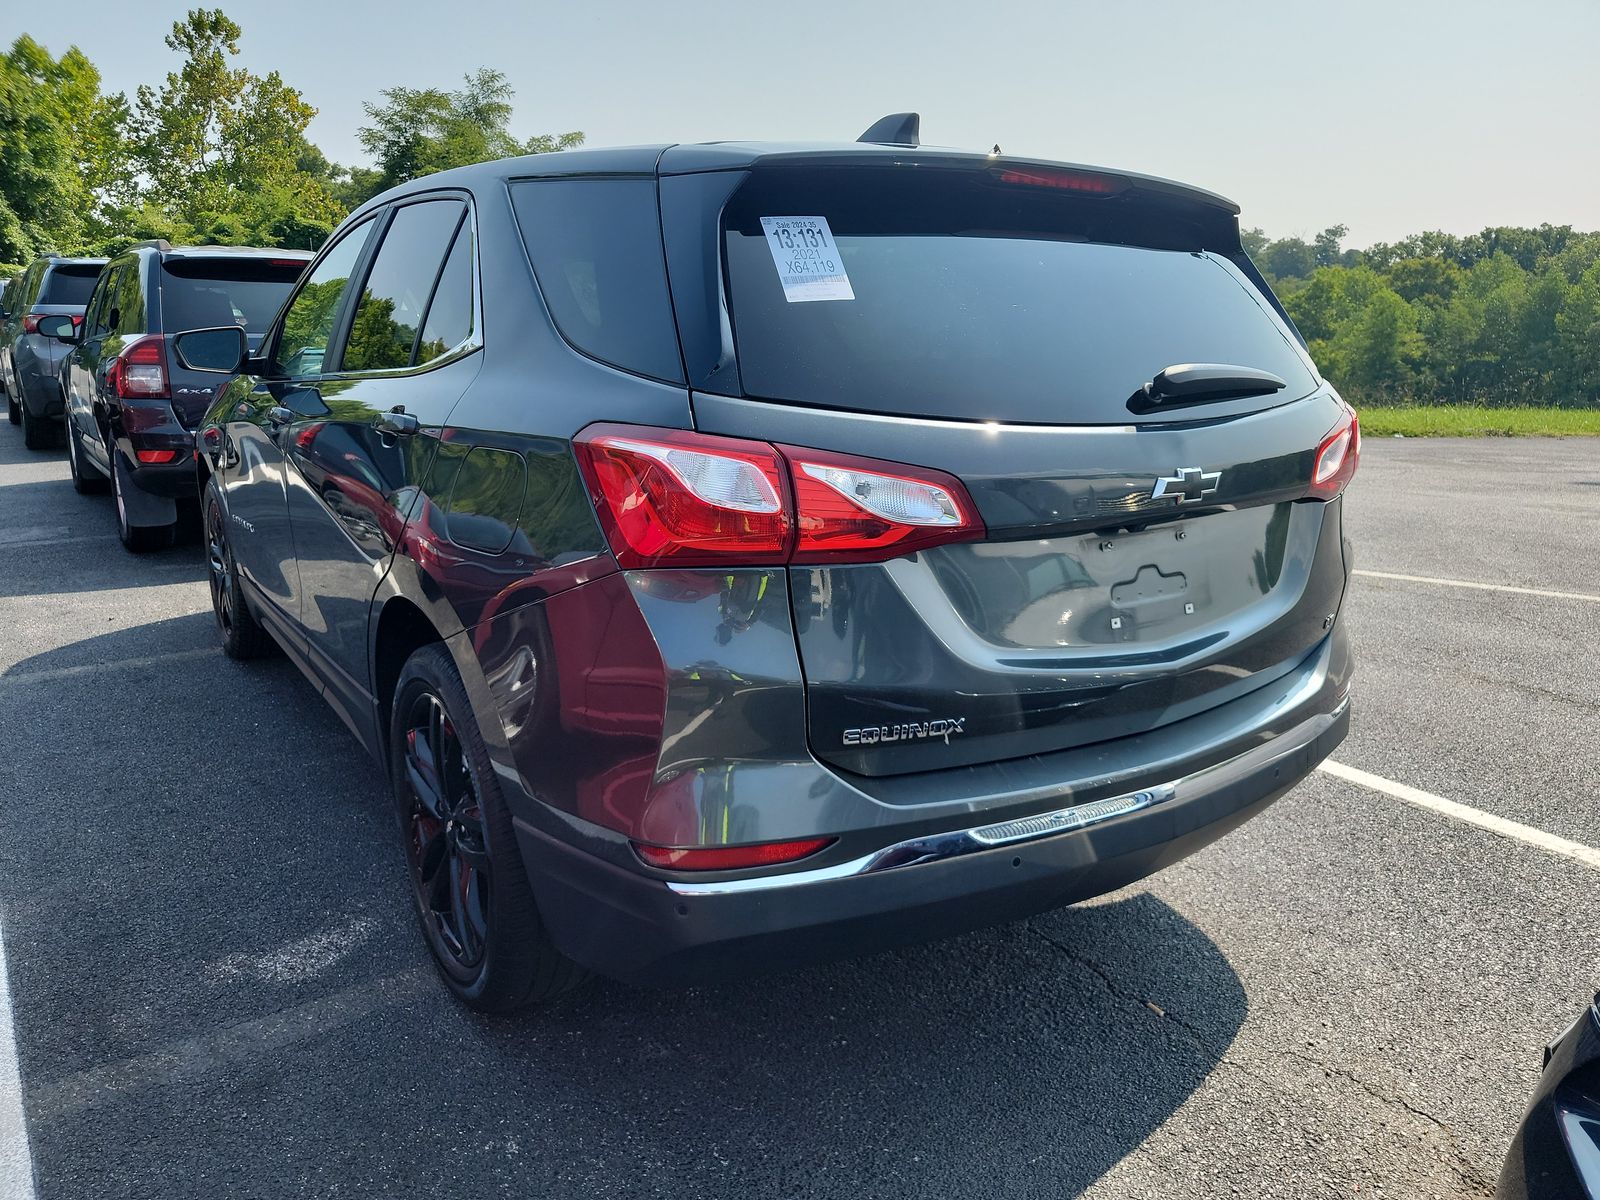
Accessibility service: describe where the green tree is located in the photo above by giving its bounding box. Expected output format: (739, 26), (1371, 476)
(352, 69), (583, 203)
(0, 35), (127, 264)
(126, 9), (341, 244)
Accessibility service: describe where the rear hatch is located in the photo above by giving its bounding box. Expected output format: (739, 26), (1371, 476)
(159, 255), (307, 425)
(660, 154), (1353, 777)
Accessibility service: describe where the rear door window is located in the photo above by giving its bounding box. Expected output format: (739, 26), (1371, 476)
(720, 167), (1318, 425)
(37, 264), (100, 306)
(414, 222), (474, 364)
(340, 199), (465, 373)
(510, 178), (683, 384)
(114, 265), (147, 335)
(161, 257), (306, 334)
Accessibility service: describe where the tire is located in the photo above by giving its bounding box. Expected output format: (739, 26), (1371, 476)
(204, 481), (273, 659)
(389, 643), (587, 1011)
(111, 450), (176, 553)
(65, 414), (106, 495)
(20, 396), (56, 451)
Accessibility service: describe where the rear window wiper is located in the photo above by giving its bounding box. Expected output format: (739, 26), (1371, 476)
(1132, 363), (1287, 411)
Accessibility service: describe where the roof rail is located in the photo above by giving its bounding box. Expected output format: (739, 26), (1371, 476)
(857, 112), (920, 147)
(131, 239), (172, 251)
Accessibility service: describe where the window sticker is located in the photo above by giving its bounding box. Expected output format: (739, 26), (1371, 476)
(760, 216), (854, 302)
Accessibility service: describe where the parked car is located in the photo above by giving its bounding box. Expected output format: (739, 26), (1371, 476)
(0, 254), (106, 448)
(1499, 993), (1600, 1199)
(187, 116), (1357, 1010)
(46, 241), (311, 550)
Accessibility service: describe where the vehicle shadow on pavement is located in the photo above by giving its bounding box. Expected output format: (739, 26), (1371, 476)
(482, 894), (1247, 1197)
(1, 608), (1247, 1199)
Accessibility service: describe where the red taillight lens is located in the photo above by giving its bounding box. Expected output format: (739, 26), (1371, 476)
(70, 314), (82, 327)
(991, 167), (1128, 195)
(21, 315), (40, 334)
(573, 425), (986, 568)
(632, 837), (834, 871)
(135, 449), (179, 464)
(782, 445), (981, 563)
(1309, 406), (1360, 498)
(110, 335), (168, 400)
(573, 426), (792, 567)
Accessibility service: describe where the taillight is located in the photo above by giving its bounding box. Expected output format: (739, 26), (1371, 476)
(135, 449), (179, 464)
(632, 837), (834, 871)
(109, 335), (168, 400)
(783, 446), (977, 562)
(991, 166), (1128, 195)
(574, 426), (792, 567)
(20, 315), (40, 334)
(573, 424), (985, 568)
(1309, 406), (1360, 498)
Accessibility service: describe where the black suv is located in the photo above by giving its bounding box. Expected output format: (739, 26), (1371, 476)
(0, 254), (105, 448)
(184, 120), (1356, 1010)
(47, 242), (310, 549)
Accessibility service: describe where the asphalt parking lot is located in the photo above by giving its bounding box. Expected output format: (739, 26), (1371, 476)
(0, 429), (1596, 1199)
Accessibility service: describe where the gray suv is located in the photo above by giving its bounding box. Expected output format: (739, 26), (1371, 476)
(186, 118), (1357, 1010)
(0, 255), (106, 448)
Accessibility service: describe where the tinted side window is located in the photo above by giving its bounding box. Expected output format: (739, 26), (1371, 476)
(84, 271), (117, 338)
(114, 264), (146, 335)
(341, 200), (465, 373)
(277, 220), (374, 378)
(415, 223), (474, 364)
(510, 179), (683, 384)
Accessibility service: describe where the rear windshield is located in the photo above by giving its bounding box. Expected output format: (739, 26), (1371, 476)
(722, 168), (1317, 424)
(161, 258), (306, 334)
(37, 265), (101, 307)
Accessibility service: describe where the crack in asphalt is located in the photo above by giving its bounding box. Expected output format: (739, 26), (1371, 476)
(1029, 924), (1495, 1194)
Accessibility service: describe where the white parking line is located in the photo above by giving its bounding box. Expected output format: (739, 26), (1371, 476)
(1353, 569), (1600, 604)
(0, 921), (38, 1200)
(1320, 759), (1600, 870)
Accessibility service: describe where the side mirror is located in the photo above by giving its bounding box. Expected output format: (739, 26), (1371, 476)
(173, 326), (248, 374)
(35, 314), (79, 342)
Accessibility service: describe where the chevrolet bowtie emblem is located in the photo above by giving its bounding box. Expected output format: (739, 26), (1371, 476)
(1151, 467), (1221, 505)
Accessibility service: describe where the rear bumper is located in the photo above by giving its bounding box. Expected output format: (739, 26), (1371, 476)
(514, 689), (1348, 987)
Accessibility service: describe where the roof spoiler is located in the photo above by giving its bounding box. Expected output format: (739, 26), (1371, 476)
(857, 112), (920, 147)
(132, 239), (173, 251)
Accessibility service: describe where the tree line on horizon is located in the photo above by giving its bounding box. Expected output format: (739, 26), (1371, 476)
(0, 8), (581, 267)
(3, 8), (1596, 409)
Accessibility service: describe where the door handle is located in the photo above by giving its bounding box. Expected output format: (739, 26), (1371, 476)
(375, 408), (419, 436)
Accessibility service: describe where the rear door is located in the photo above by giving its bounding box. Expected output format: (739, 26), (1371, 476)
(279, 195), (479, 723)
(63, 268), (118, 470)
(664, 159), (1352, 776)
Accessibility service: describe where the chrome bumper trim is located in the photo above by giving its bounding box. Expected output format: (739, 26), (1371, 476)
(665, 782), (1178, 897)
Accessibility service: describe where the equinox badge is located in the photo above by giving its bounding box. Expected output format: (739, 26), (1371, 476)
(1151, 467), (1221, 505)
(844, 718), (966, 747)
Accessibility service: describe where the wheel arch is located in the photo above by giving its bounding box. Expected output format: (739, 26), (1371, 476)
(371, 595), (447, 758)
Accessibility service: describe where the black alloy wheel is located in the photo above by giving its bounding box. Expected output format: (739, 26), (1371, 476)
(388, 645), (586, 1010)
(401, 692), (491, 975)
(204, 484), (271, 658)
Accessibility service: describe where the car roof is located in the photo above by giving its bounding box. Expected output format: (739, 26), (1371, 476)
(152, 245), (314, 260)
(40, 256), (108, 267)
(356, 140), (1239, 217)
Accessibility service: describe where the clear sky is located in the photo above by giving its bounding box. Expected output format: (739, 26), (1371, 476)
(9, 0), (1598, 248)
